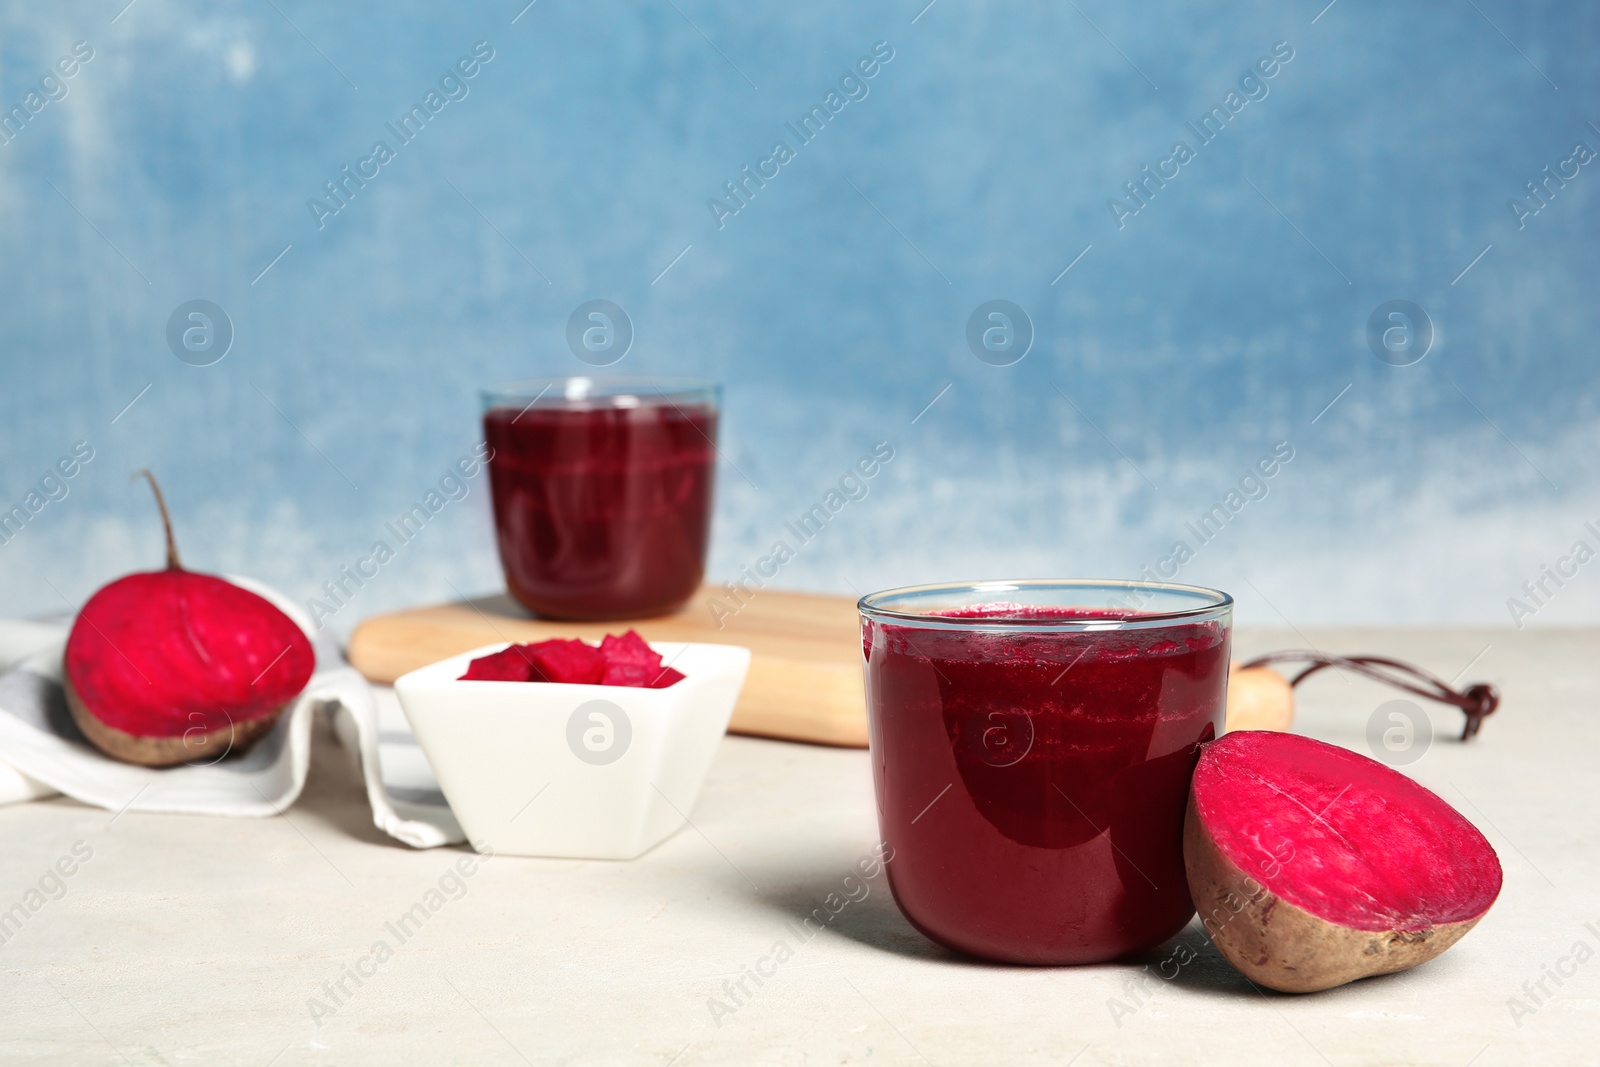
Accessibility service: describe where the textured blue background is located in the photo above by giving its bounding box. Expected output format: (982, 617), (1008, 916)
(1, 0), (1596, 632)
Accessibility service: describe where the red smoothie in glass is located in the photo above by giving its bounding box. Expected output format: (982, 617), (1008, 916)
(483, 391), (717, 620)
(862, 600), (1229, 964)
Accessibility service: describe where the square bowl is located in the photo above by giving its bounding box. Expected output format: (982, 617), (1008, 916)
(394, 640), (750, 859)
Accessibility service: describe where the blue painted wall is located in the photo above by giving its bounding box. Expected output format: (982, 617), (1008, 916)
(1, 0), (1596, 632)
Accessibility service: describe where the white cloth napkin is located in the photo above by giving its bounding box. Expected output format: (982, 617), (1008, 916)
(0, 581), (463, 849)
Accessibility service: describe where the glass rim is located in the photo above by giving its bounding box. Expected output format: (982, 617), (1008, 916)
(482, 376), (719, 409)
(857, 579), (1234, 631)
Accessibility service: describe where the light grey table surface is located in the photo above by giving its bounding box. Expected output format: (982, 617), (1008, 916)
(0, 628), (1593, 1066)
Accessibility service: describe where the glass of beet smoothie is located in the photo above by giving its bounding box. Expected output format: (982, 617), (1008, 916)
(858, 580), (1232, 965)
(482, 378), (719, 620)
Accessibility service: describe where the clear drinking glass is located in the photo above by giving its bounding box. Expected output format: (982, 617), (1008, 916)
(481, 377), (720, 621)
(858, 579), (1233, 964)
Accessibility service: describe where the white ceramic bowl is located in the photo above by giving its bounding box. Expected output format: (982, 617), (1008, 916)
(394, 640), (750, 860)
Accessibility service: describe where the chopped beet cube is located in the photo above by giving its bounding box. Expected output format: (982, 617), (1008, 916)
(599, 629), (666, 688)
(525, 638), (606, 685)
(459, 645), (536, 681)
(600, 659), (653, 687)
(599, 630), (657, 667)
(648, 666), (686, 689)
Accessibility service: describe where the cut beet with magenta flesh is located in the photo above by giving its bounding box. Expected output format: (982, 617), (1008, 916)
(1184, 730), (1502, 993)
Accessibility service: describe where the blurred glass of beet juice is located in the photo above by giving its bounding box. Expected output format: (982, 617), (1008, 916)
(481, 378), (719, 620)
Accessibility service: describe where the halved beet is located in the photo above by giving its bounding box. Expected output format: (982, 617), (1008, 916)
(64, 473), (314, 767)
(1184, 731), (1502, 993)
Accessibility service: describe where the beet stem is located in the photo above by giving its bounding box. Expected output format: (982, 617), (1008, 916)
(134, 469), (182, 570)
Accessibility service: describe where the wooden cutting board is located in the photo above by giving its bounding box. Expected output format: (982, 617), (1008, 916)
(347, 587), (869, 747)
